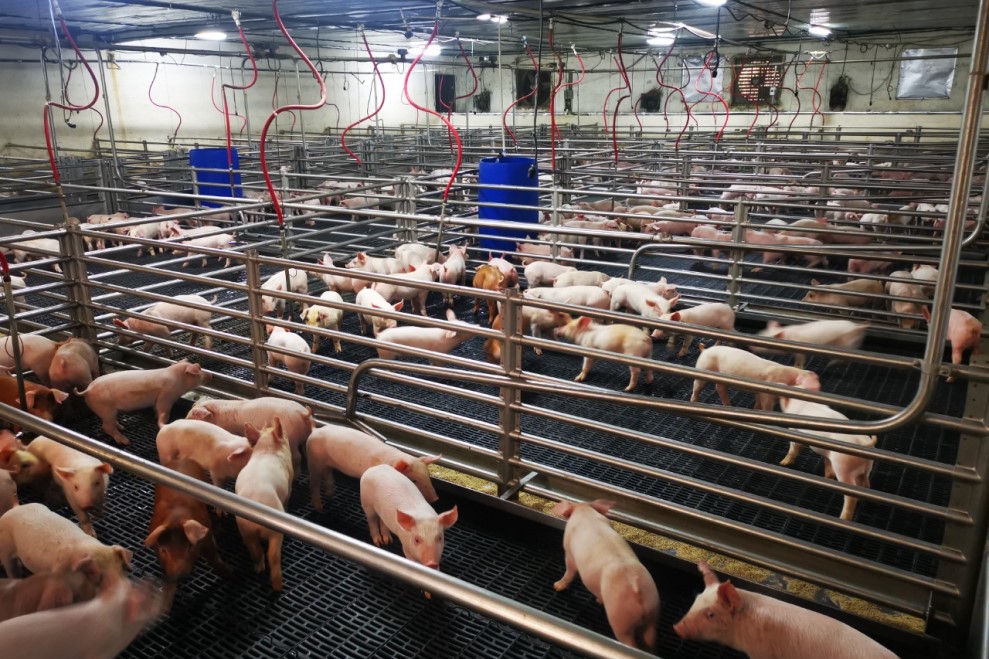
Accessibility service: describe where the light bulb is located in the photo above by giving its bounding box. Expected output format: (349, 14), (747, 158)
(647, 35), (676, 47)
(195, 30), (227, 41)
(808, 24), (831, 37)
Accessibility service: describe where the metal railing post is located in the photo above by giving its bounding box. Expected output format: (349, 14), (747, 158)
(726, 201), (748, 309)
(497, 287), (524, 497)
(245, 250), (269, 393)
(61, 223), (97, 341)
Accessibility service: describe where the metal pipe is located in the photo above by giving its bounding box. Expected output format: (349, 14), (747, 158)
(94, 49), (125, 187)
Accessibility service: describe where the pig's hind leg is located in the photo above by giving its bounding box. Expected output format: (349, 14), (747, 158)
(553, 551), (578, 592)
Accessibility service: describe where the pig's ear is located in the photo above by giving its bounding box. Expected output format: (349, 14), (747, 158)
(698, 560), (720, 587)
(228, 447), (250, 462)
(668, 295), (681, 308)
(113, 318), (128, 329)
(52, 389), (69, 404)
(396, 509), (416, 531)
(420, 454), (442, 465)
(716, 581), (741, 612)
(22, 391), (36, 409)
(670, 312), (682, 322)
(144, 524), (168, 548)
(272, 417), (284, 442)
(810, 279), (820, 286)
(357, 252), (367, 263)
(244, 424), (262, 444)
(577, 316), (592, 330)
(393, 300), (404, 312)
(766, 321), (780, 330)
(438, 506), (458, 529)
(185, 363), (202, 375)
(114, 545), (134, 570)
(55, 466), (78, 480)
(183, 520), (209, 545)
(659, 277), (667, 285)
(72, 555), (99, 578)
(588, 499), (615, 516)
(393, 459), (410, 474)
(96, 463), (113, 475)
(550, 500), (575, 518)
(922, 306), (932, 322)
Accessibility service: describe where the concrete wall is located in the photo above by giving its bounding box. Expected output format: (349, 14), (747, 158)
(0, 31), (983, 158)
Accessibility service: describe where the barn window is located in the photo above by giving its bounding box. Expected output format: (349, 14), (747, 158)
(731, 56), (783, 107)
(515, 69), (552, 108)
(434, 74), (456, 113)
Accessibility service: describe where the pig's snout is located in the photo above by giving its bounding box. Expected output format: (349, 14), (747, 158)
(424, 561), (440, 569)
(672, 620), (688, 639)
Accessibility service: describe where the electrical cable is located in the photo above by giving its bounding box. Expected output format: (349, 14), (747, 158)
(340, 26), (386, 166)
(611, 26), (631, 164)
(502, 39), (538, 147)
(258, 0), (327, 226)
(63, 54), (104, 144)
(548, 19), (564, 163)
(272, 74), (298, 134)
(690, 50), (729, 142)
(148, 61), (183, 142)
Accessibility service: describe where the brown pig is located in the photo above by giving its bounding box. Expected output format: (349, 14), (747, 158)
(472, 264), (507, 325)
(0, 374), (69, 428)
(145, 458), (231, 611)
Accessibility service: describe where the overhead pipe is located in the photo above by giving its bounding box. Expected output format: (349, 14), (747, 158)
(257, 0), (327, 226)
(340, 26), (386, 167)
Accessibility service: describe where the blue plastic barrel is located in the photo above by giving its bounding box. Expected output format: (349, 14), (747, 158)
(189, 147), (242, 208)
(478, 155), (539, 253)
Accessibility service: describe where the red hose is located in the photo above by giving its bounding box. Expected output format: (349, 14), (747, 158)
(548, 25), (564, 169)
(64, 59), (105, 145)
(42, 9), (100, 184)
(610, 30), (632, 163)
(737, 63), (761, 138)
(258, 0), (327, 225)
(808, 59), (827, 129)
(652, 38), (686, 139)
(148, 62), (182, 140)
(784, 55), (805, 134)
(220, 18), (258, 168)
(688, 52), (729, 141)
(502, 41), (538, 147)
(451, 39), (479, 155)
(403, 19), (463, 201)
(341, 29), (386, 166)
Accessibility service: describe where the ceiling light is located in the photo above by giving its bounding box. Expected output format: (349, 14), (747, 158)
(808, 24), (831, 37)
(477, 13), (491, 21)
(648, 26), (676, 35)
(695, 0), (728, 6)
(647, 35), (676, 47)
(411, 43), (443, 58)
(195, 29), (227, 41)
(492, 15), (508, 24)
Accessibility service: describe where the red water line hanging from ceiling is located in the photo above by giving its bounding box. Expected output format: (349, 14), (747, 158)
(149, 62), (183, 141)
(736, 63), (761, 138)
(64, 58), (104, 145)
(42, 1), (100, 185)
(449, 36), (478, 156)
(220, 12), (257, 168)
(807, 58), (828, 130)
(688, 51), (729, 142)
(402, 18), (463, 201)
(610, 29), (632, 163)
(258, 0), (327, 226)
(651, 37), (685, 139)
(502, 40), (538, 148)
(548, 23), (565, 171)
(341, 28), (386, 166)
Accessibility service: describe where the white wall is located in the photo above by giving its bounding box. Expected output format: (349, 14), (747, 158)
(0, 30), (984, 158)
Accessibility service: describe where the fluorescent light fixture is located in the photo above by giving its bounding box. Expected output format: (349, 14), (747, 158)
(195, 29), (227, 41)
(411, 43), (443, 57)
(492, 15), (508, 24)
(808, 24), (831, 37)
(647, 35), (676, 47)
(476, 13), (491, 21)
(695, 0), (728, 6)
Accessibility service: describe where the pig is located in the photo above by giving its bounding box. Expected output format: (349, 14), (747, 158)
(113, 294), (215, 357)
(885, 279), (926, 330)
(169, 228), (236, 268)
(374, 308), (475, 364)
(186, 397), (314, 476)
(0, 570), (95, 622)
(0, 375), (69, 426)
(554, 316), (654, 392)
(8, 230), (63, 273)
(47, 338), (99, 393)
(372, 262), (438, 316)
(779, 397), (877, 520)
(609, 283), (675, 319)
(0, 432), (45, 489)
(773, 234), (828, 268)
(487, 256), (520, 288)
(690, 224), (735, 259)
(25, 437), (111, 538)
(524, 261), (575, 288)
(0, 335), (59, 384)
(355, 287), (404, 336)
(0, 576), (164, 659)
(302, 290), (344, 353)
(602, 277), (678, 300)
(315, 254), (361, 294)
(395, 242), (440, 270)
(155, 419), (253, 488)
(235, 420), (294, 591)
(922, 306), (983, 382)
(553, 270), (610, 288)
(644, 218), (699, 236)
(308, 425), (440, 511)
(551, 499), (659, 651)
(360, 464), (458, 573)
(345, 251), (404, 277)
(265, 326), (311, 396)
(786, 217), (830, 240)
(260, 269), (309, 317)
(125, 221), (164, 257)
(690, 346), (820, 411)
(74, 360), (211, 446)
(437, 244), (467, 305)
(653, 303), (735, 357)
(472, 264), (507, 325)
(0, 470), (16, 517)
(847, 257), (894, 275)
(911, 264), (938, 297)
(145, 458), (231, 611)
(515, 242), (574, 266)
(0, 503), (132, 585)
(525, 285), (612, 311)
(754, 320), (868, 369)
(802, 278), (885, 310)
(484, 307), (572, 363)
(674, 561), (897, 658)
(827, 222), (875, 245)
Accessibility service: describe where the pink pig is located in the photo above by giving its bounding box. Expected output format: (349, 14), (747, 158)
(155, 419), (253, 488)
(26, 437), (112, 538)
(437, 244), (467, 305)
(554, 316), (654, 392)
(308, 424), (440, 511)
(265, 325), (312, 395)
(360, 464), (458, 574)
(186, 397), (314, 476)
(372, 262), (439, 316)
(488, 255), (520, 287)
(75, 360), (211, 445)
(0, 470), (16, 518)
(923, 306), (983, 382)
(47, 339), (99, 393)
(374, 308), (475, 364)
(0, 335), (59, 385)
(690, 345), (820, 411)
(0, 569), (96, 623)
(653, 303), (736, 357)
(552, 499), (659, 651)
(674, 561), (896, 659)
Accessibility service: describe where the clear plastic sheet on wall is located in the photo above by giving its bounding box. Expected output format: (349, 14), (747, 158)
(896, 48), (958, 99)
(682, 55), (726, 103)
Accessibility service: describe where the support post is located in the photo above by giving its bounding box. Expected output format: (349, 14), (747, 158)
(496, 287), (523, 497)
(245, 251), (269, 393)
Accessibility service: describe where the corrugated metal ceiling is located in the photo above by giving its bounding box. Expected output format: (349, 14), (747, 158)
(1, 0), (979, 54)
